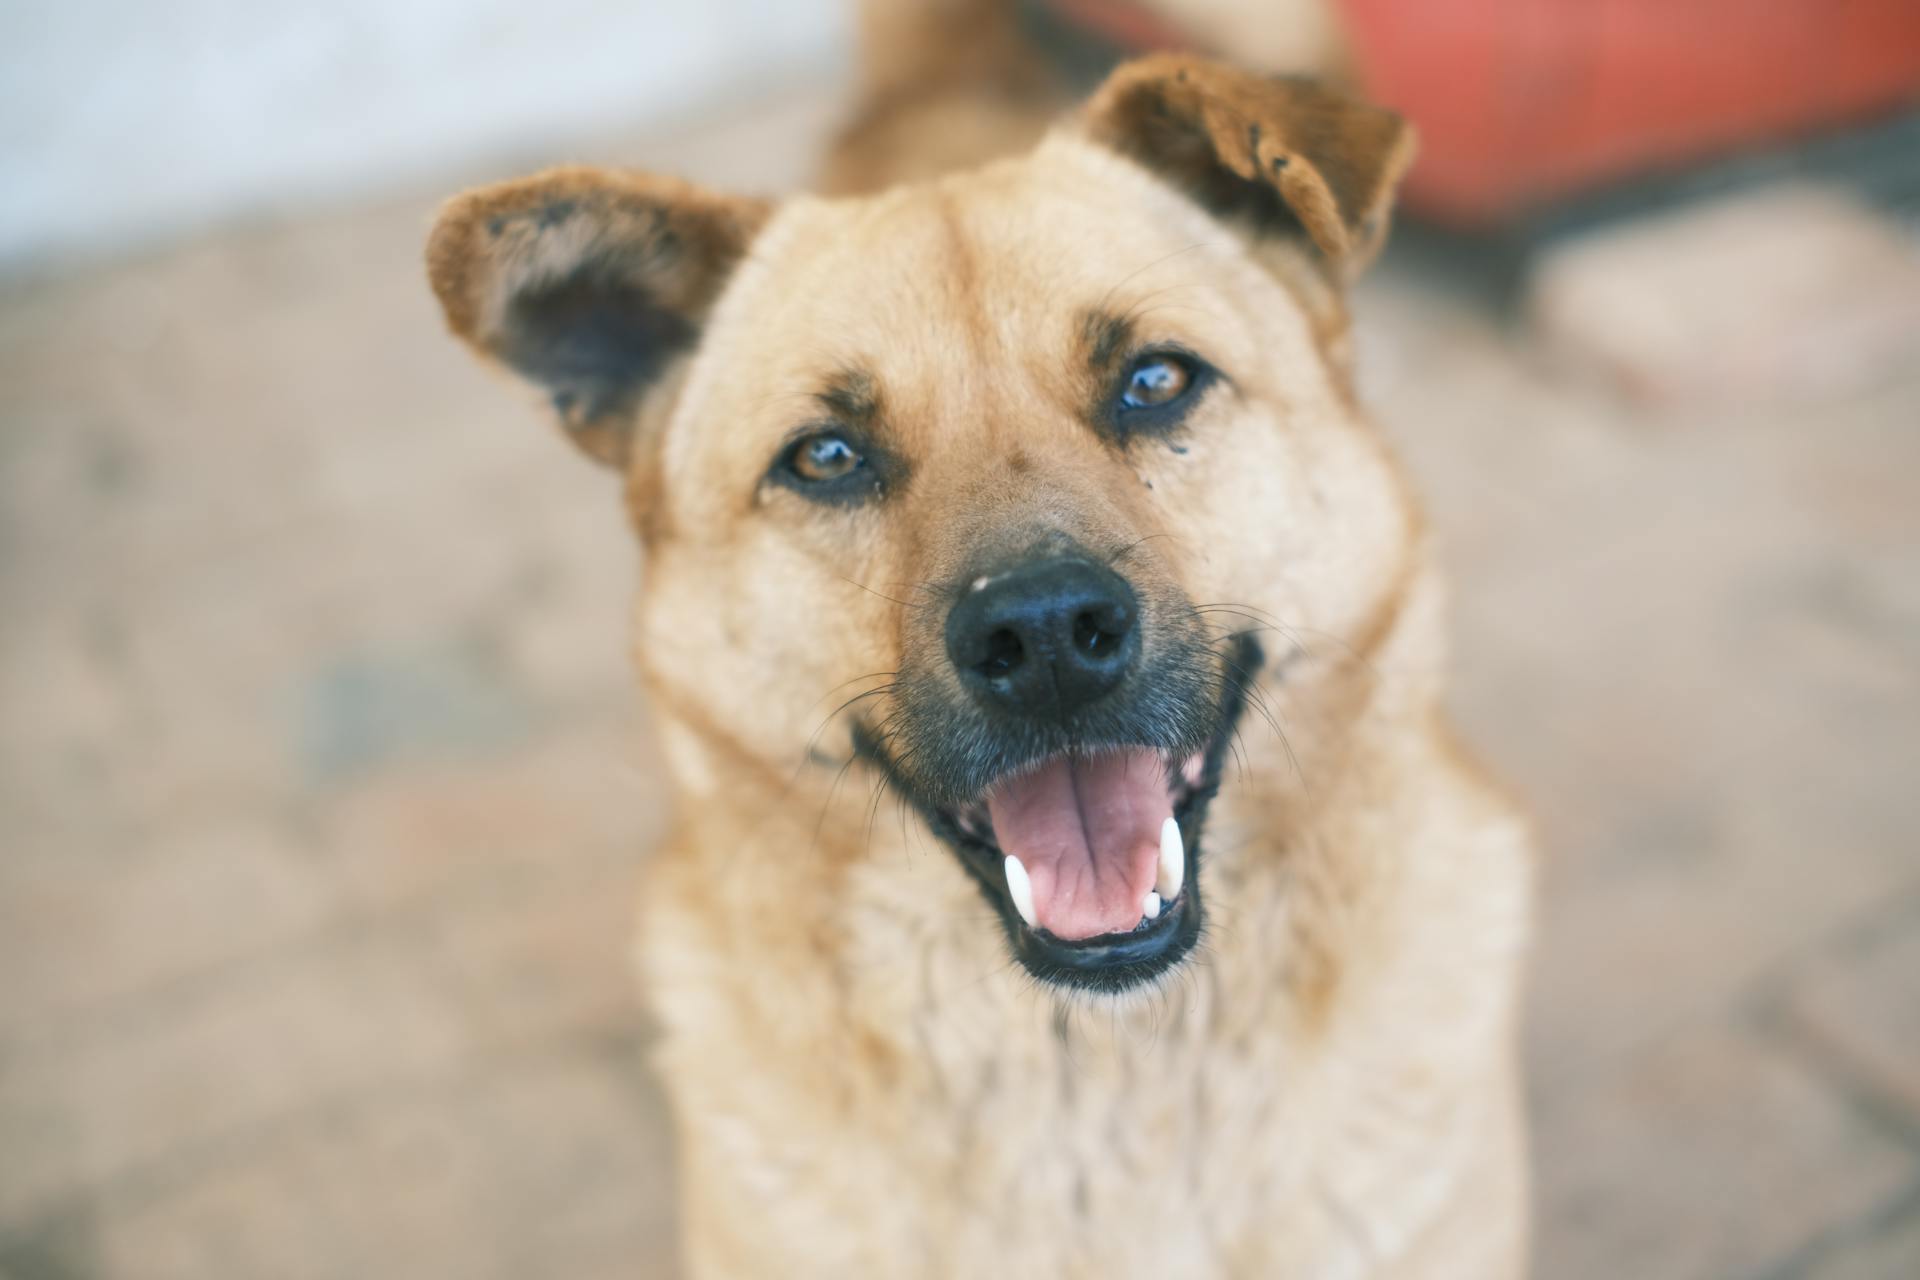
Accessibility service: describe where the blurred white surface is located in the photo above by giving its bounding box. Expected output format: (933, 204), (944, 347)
(0, 0), (850, 273)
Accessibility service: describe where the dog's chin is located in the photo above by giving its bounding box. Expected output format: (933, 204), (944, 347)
(857, 635), (1260, 995)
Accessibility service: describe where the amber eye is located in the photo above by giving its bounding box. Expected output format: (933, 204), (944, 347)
(1120, 354), (1192, 410)
(788, 432), (864, 483)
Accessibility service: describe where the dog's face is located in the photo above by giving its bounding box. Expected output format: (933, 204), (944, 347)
(429, 57), (1416, 993)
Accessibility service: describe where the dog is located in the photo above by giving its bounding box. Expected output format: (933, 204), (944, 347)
(426, 33), (1534, 1279)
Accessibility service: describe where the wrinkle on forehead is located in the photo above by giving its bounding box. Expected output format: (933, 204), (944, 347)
(933, 191), (989, 359)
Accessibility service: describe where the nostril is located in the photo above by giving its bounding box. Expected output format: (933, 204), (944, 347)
(1071, 599), (1134, 661)
(977, 627), (1024, 678)
(1072, 610), (1118, 657)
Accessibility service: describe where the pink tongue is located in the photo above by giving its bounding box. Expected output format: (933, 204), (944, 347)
(985, 749), (1171, 941)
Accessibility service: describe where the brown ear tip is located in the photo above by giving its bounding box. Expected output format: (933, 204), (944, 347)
(424, 205), (482, 338)
(1371, 111), (1420, 195)
(1393, 114), (1420, 164)
(425, 181), (533, 340)
(1088, 51), (1207, 105)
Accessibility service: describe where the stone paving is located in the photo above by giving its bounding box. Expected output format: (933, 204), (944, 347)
(2, 89), (1916, 1279)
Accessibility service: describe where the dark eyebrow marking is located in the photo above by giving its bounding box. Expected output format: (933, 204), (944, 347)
(1079, 308), (1138, 432)
(814, 366), (882, 427)
(1080, 308), (1135, 378)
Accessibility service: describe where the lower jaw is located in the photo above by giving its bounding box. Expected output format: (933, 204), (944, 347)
(1002, 877), (1204, 993)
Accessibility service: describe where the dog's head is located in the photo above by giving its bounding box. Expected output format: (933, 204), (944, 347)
(428, 57), (1416, 993)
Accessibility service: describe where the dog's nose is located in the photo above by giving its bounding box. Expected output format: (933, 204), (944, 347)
(946, 557), (1141, 716)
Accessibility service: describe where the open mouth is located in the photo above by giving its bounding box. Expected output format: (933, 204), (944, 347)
(858, 634), (1260, 993)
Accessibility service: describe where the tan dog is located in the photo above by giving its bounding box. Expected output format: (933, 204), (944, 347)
(427, 50), (1532, 1280)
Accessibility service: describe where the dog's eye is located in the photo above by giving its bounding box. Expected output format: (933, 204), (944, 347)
(787, 432), (864, 483)
(1120, 355), (1192, 409)
(1110, 349), (1213, 440)
(770, 428), (889, 506)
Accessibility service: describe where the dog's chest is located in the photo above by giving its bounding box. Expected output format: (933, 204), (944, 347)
(940, 1018), (1307, 1266)
(779, 966), (1372, 1277)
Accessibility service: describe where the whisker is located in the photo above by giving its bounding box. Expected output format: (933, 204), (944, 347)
(811, 748), (864, 854)
(862, 763), (891, 862)
(834, 574), (930, 612)
(1108, 531), (1180, 566)
(1097, 242), (1208, 320)
(1194, 626), (1308, 793)
(791, 678), (897, 791)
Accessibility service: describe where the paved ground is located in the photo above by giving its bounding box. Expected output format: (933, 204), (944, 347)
(2, 88), (1917, 1279)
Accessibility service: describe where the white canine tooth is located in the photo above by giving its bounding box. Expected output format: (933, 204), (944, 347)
(1142, 890), (1162, 920)
(1004, 855), (1038, 929)
(1157, 816), (1185, 900)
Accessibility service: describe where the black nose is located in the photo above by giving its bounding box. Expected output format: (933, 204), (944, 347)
(946, 556), (1141, 716)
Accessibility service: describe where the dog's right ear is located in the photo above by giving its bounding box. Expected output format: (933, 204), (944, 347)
(427, 167), (769, 468)
(1082, 55), (1414, 279)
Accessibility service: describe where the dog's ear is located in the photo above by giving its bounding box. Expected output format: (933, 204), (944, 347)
(427, 167), (769, 468)
(1082, 55), (1414, 277)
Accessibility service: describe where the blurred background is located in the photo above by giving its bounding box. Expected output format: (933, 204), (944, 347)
(2, 1), (1916, 1276)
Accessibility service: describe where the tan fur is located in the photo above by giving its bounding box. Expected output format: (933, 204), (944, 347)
(821, 0), (1063, 195)
(428, 51), (1532, 1280)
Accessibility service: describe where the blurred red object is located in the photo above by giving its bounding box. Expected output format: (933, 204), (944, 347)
(1046, 0), (1920, 225)
(1342, 0), (1920, 225)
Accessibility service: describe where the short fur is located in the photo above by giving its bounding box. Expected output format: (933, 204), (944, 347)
(427, 37), (1532, 1280)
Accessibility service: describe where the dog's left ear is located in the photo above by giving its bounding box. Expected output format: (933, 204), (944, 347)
(427, 167), (769, 468)
(1082, 55), (1414, 278)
